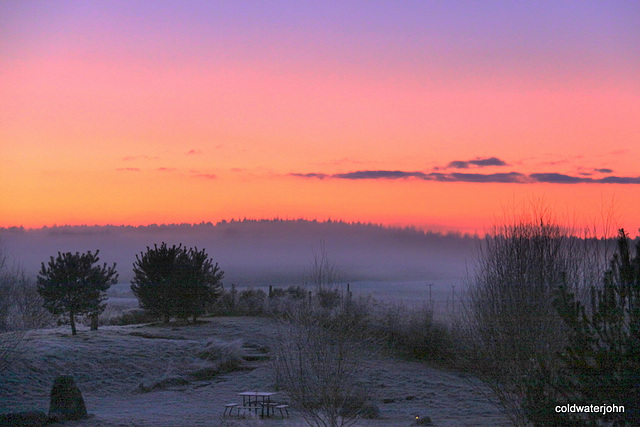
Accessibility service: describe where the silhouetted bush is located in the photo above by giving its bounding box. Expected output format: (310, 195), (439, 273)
(237, 289), (267, 315)
(210, 285), (312, 317)
(131, 243), (223, 323)
(269, 287), (287, 298)
(286, 285), (307, 300)
(316, 288), (341, 309)
(372, 302), (451, 361)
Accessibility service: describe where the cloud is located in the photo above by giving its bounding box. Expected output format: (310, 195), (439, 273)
(292, 170), (527, 183)
(289, 172), (330, 180)
(116, 167), (141, 172)
(594, 168), (613, 173)
(332, 171), (427, 180)
(531, 173), (640, 184)
(187, 149), (202, 155)
(157, 167), (177, 172)
(447, 172), (529, 183)
(598, 176), (640, 184)
(530, 173), (590, 184)
(290, 169), (640, 184)
(447, 157), (508, 169)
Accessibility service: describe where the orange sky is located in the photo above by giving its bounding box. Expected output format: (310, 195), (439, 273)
(1, 1), (639, 235)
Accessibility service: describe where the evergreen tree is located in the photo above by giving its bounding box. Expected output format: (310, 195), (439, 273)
(37, 250), (117, 335)
(524, 229), (640, 425)
(131, 243), (223, 323)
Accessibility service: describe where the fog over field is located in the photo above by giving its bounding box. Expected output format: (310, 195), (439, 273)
(1, 219), (477, 293)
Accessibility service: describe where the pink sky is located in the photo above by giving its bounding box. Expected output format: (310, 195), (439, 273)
(2, 1), (639, 235)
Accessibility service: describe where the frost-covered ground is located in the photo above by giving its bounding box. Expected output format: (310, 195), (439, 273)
(1, 317), (510, 426)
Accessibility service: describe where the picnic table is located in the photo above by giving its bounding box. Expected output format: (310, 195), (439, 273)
(237, 391), (278, 417)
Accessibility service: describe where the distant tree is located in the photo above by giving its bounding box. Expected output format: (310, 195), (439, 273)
(37, 250), (117, 335)
(309, 240), (340, 292)
(131, 243), (223, 323)
(309, 240), (344, 309)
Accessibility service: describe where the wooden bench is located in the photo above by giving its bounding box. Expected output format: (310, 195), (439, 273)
(275, 404), (289, 418)
(223, 403), (239, 417)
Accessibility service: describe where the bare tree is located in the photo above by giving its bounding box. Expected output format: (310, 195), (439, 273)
(0, 242), (52, 374)
(309, 240), (341, 291)
(308, 241), (344, 309)
(458, 208), (610, 425)
(273, 306), (375, 427)
(0, 244), (20, 374)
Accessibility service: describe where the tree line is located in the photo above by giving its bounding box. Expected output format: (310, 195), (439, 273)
(36, 242), (223, 335)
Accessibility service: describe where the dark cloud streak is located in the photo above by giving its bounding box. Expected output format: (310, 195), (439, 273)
(289, 173), (330, 180)
(447, 157), (508, 169)
(333, 171), (427, 180)
(449, 172), (528, 183)
(290, 170), (640, 184)
(529, 173), (590, 184)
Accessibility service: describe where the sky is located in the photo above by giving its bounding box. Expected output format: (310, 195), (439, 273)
(2, 1), (639, 235)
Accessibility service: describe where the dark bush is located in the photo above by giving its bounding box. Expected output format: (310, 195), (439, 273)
(237, 289), (266, 315)
(286, 285), (307, 300)
(316, 288), (341, 309)
(268, 287), (287, 298)
(375, 303), (450, 361)
(131, 243), (223, 323)
(108, 309), (158, 326)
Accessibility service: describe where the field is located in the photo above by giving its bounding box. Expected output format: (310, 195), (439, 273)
(1, 314), (510, 426)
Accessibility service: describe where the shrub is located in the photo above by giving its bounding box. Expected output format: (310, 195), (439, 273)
(131, 243), (223, 323)
(273, 305), (377, 427)
(523, 229), (640, 426)
(1, 271), (52, 332)
(286, 285), (307, 300)
(193, 339), (245, 379)
(37, 250), (117, 335)
(459, 215), (581, 425)
(371, 302), (451, 361)
(236, 289), (266, 315)
(458, 210), (614, 425)
(197, 339), (244, 362)
(388, 304), (449, 360)
(1, 244), (53, 374)
(316, 288), (341, 309)
(268, 287), (287, 298)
